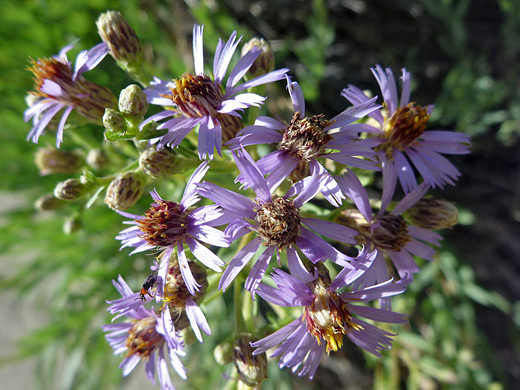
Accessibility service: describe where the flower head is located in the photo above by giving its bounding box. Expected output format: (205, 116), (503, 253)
(251, 258), (410, 379)
(103, 275), (187, 389)
(25, 43), (116, 147)
(198, 148), (364, 296)
(116, 162), (229, 295)
(336, 174), (442, 290)
(142, 25), (289, 159)
(228, 77), (381, 206)
(342, 65), (470, 200)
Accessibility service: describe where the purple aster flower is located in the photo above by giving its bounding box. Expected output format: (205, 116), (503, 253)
(116, 162), (229, 295)
(25, 43), (116, 147)
(342, 65), (470, 202)
(103, 275), (187, 390)
(228, 76), (381, 206)
(251, 259), (411, 379)
(197, 148), (363, 296)
(109, 261), (210, 343)
(336, 173), (442, 291)
(142, 25), (289, 159)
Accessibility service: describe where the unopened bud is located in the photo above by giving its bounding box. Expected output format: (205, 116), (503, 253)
(63, 215), (82, 234)
(139, 148), (179, 178)
(335, 209), (369, 242)
(168, 307), (190, 332)
(35, 194), (65, 211)
(234, 334), (268, 387)
(96, 11), (143, 72)
(241, 37), (274, 79)
(288, 160), (311, 183)
(35, 147), (83, 176)
(218, 112), (244, 143)
(54, 179), (89, 201)
(405, 198), (459, 230)
(118, 84), (148, 118)
(103, 108), (126, 132)
(372, 214), (411, 251)
(164, 260), (208, 307)
(104, 171), (145, 210)
(214, 341), (234, 365)
(86, 149), (109, 171)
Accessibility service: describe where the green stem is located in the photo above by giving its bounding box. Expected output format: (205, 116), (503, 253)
(209, 159), (238, 172)
(68, 127), (99, 150)
(233, 278), (247, 335)
(94, 160), (140, 186)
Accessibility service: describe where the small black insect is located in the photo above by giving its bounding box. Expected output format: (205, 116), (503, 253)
(137, 272), (158, 302)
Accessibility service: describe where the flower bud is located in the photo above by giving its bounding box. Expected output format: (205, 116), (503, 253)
(118, 84), (148, 118)
(218, 112), (244, 143)
(234, 334), (268, 387)
(241, 37), (274, 79)
(54, 179), (89, 201)
(104, 171), (145, 210)
(168, 307), (190, 331)
(35, 147), (83, 176)
(163, 260), (208, 306)
(96, 11), (144, 72)
(34, 194), (65, 211)
(103, 108), (127, 132)
(63, 215), (82, 234)
(405, 198), (459, 230)
(86, 149), (109, 171)
(139, 148), (179, 178)
(214, 341), (234, 365)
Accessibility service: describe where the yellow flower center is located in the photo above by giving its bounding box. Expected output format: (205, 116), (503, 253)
(304, 276), (361, 354)
(162, 72), (224, 118)
(380, 103), (430, 158)
(137, 200), (188, 247)
(126, 316), (162, 359)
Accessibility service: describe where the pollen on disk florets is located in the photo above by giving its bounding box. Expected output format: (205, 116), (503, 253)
(304, 266), (360, 353)
(162, 73), (224, 118)
(254, 195), (301, 249)
(126, 316), (163, 359)
(278, 112), (334, 162)
(137, 200), (188, 247)
(381, 103), (430, 156)
(28, 57), (117, 122)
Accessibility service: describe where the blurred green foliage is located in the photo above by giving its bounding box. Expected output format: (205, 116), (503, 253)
(0, 0), (516, 389)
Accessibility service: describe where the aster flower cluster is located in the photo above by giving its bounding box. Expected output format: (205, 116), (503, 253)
(25, 10), (470, 390)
